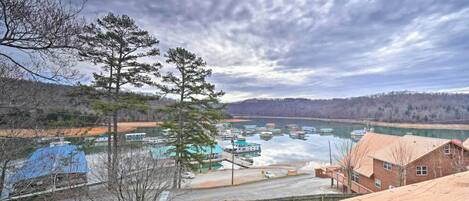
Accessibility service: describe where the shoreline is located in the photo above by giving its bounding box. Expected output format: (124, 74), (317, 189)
(233, 115), (469, 131)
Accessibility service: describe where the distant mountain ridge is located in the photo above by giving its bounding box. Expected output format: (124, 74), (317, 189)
(227, 92), (469, 123)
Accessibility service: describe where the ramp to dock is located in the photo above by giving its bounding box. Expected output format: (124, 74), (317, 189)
(221, 152), (252, 168)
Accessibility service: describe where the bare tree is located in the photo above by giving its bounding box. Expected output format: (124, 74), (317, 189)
(0, 0), (85, 80)
(451, 144), (467, 172)
(335, 139), (369, 193)
(389, 141), (413, 186)
(88, 145), (175, 201)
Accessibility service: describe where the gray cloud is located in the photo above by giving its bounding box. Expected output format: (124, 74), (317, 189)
(80, 0), (469, 102)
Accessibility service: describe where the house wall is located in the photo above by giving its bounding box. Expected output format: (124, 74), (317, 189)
(368, 142), (469, 192)
(357, 174), (376, 192)
(343, 171), (375, 193)
(372, 159), (401, 191)
(406, 143), (468, 185)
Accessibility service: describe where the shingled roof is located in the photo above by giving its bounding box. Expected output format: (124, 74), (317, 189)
(352, 133), (400, 177)
(370, 135), (450, 166)
(351, 133), (460, 178)
(343, 171), (469, 201)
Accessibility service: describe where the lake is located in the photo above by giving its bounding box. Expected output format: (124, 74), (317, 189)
(225, 117), (469, 167)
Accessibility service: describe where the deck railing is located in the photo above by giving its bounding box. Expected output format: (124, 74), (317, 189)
(326, 171), (373, 194)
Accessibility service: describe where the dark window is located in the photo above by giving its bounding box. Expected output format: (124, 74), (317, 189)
(416, 166), (427, 176)
(384, 162), (392, 170)
(352, 172), (360, 182)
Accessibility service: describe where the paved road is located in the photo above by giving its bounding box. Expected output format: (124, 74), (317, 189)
(173, 175), (338, 201)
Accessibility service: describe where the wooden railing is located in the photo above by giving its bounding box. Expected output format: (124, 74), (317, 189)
(326, 171), (373, 194)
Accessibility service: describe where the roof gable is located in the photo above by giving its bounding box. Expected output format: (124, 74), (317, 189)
(370, 135), (450, 166)
(352, 133), (400, 177)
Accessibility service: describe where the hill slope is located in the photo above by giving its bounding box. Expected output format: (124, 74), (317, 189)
(227, 92), (469, 123)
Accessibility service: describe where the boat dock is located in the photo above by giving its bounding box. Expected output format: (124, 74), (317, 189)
(221, 152), (253, 168)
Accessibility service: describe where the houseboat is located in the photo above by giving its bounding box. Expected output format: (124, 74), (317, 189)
(319, 128), (334, 133)
(91, 134), (113, 146)
(260, 131), (273, 137)
(221, 130), (235, 140)
(270, 128), (282, 134)
(243, 125), (257, 134)
(143, 137), (167, 144)
(289, 130), (306, 139)
(302, 126), (317, 133)
(265, 123), (276, 130)
(224, 138), (261, 153)
(256, 127), (267, 132)
(125, 133), (146, 141)
(286, 124), (299, 131)
(351, 129), (367, 137)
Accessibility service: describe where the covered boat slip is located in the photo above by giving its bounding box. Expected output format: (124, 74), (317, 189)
(9, 144), (88, 196)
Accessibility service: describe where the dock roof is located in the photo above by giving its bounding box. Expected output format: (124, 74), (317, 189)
(10, 144), (88, 184)
(151, 144), (223, 159)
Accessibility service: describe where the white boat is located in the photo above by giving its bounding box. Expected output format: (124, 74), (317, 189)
(143, 137), (167, 144)
(125, 133), (146, 141)
(224, 138), (261, 153)
(259, 131), (273, 137)
(302, 126), (316, 132)
(319, 128), (334, 133)
(351, 129), (367, 136)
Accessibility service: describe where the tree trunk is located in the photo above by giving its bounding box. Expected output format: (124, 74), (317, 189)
(107, 115), (112, 189)
(107, 64), (114, 188)
(0, 160), (9, 195)
(174, 69), (186, 189)
(208, 146), (213, 171)
(347, 169), (352, 193)
(112, 68), (121, 186)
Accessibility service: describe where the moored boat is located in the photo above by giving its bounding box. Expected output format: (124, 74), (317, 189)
(302, 126), (316, 133)
(350, 129), (367, 136)
(319, 128), (334, 133)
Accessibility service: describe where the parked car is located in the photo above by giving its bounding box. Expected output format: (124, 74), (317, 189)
(181, 172), (195, 179)
(264, 171), (275, 178)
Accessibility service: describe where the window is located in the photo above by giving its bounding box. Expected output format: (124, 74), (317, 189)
(352, 172), (360, 182)
(416, 166), (427, 176)
(384, 162), (392, 170)
(375, 179), (381, 189)
(444, 144), (451, 155)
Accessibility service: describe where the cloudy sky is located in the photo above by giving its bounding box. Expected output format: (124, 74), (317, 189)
(79, 0), (469, 102)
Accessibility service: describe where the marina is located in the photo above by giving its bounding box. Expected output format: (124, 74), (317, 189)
(78, 117), (469, 169)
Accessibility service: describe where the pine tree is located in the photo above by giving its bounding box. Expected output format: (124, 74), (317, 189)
(78, 13), (160, 185)
(158, 47), (224, 188)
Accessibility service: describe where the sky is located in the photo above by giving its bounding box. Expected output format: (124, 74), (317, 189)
(78, 0), (469, 102)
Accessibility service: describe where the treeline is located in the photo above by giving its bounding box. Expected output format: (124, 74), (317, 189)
(227, 92), (469, 123)
(0, 79), (170, 128)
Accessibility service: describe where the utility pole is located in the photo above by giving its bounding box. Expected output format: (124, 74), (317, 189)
(231, 138), (235, 185)
(329, 140), (333, 188)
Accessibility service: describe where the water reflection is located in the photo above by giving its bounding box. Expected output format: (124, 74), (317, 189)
(227, 117), (469, 166)
(131, 118), (469, 167)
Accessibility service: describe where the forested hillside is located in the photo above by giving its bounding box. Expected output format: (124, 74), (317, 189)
(0, 79), (170, 128)
(227, 92), (469, 123)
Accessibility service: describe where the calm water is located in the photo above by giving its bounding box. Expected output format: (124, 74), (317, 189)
(227, 118), (469, 166)
(130, 118), (469, 167)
